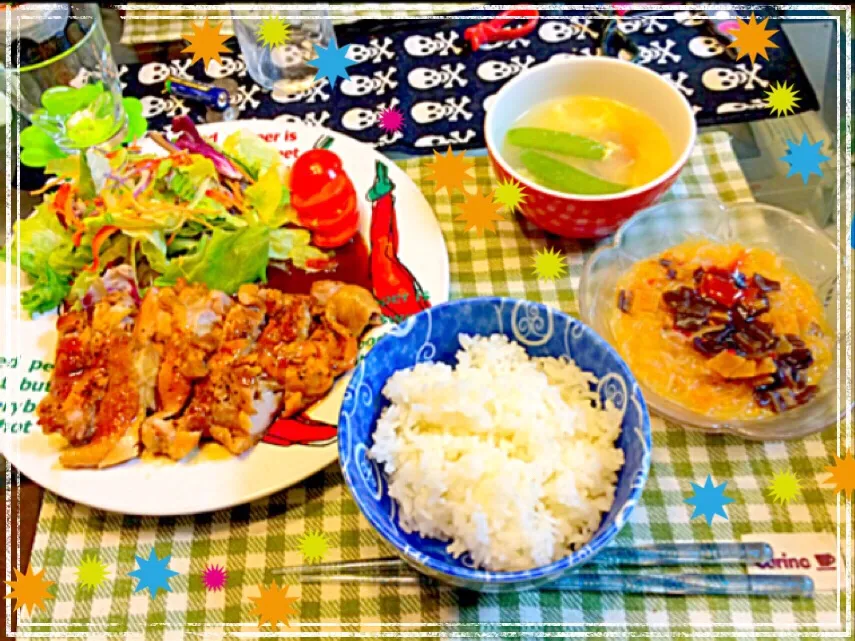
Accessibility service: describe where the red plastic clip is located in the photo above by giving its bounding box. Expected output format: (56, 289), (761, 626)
(464, 8), (540, 52)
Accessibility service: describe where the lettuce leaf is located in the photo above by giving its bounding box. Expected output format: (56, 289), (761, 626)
(19, 264), (70, 314)
(269, 227), (332, 269)
(67, 269), (99, 305)
(0, 202), (78, 314)
(8, 201), (72, 274)
(244, 167), (294, 227)
(48, 242), (93, 274)
(222, 131), (282, 179)
(129, 230), (170, 273)
(154, 226), (270, 294)
(84, 208), (185, 235)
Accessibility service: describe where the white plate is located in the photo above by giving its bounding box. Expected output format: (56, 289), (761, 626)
(0, 119), (449, 515)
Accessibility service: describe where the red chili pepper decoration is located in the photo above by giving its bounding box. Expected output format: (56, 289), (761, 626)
(367, 162), (430, 319)
(464, 9), (539, 52)
(262, 413), (338, 447)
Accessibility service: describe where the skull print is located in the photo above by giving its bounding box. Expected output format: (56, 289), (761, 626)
(410, 96), (472, 125)
(688, 36), (726, 59)
(403, 31), (461, 57)
(138, 62), (170, 85)
(414, 129), (477, 148)
(702, 63), (768, 92)
(140, 96), (189, 119)
(340, 67), (397, 97)
(407, 63), (467, 90)
(341, 99), (401, 131)
(476, 56), (535, 82)
(347, 37), (395, 64)
(206, 56), (246, 79)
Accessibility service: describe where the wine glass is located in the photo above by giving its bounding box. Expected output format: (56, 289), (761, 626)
(0, 3), (127, 153)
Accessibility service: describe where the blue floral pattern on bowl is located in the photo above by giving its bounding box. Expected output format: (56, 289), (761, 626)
(339, 297), (652, 593)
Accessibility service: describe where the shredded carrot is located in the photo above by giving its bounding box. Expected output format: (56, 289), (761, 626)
(72, 229), (84, 247)
(87, 226), (119, 272)
(165, 215), (192, 245)
(227, 180), (249, 212)
(30, 177), (64, 196)
(205, 188), (239, 210)
(233, 162), (255, 184)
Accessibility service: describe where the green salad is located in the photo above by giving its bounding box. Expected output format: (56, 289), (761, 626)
(3, 117), (330, 316)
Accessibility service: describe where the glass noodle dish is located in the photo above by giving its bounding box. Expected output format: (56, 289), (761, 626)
(610, 240), (834, 421)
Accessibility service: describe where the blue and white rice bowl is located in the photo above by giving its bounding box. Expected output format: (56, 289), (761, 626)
(339, 297), (651, 592)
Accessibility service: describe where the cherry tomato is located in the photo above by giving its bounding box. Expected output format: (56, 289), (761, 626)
(290, 149), (344, 201)
(311, 205), (359, 248)
(295, 183), (357, 231)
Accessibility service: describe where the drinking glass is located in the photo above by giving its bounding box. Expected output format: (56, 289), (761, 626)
(231, 9), (336, 94)
(0, 3), (127, 152)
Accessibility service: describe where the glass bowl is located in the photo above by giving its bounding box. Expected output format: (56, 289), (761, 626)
(579, 199), (846, 441)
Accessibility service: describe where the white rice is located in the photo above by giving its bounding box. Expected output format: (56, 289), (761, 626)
(368, 333), (625, 573)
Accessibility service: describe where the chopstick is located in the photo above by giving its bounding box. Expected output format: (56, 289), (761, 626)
(274, 542), (772, 576)
(294, 572), (813, 597)
(271, 542), (814, 596)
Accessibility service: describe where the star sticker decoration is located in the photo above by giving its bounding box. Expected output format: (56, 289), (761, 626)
(379, 107), (404, 134)
(426, 146), (474, 195)
(308, 42), (356, 89)
(728, 12), (779, 64)
(779, 134), (831, 184)
(256, 17), (290, 49)
(128, 549), (180, 599)
(493, 177), (527, 212)
(685, 475), (735, 525)
(249, 580), (299, 630)
(823, 449), (855, 498)
(201, 564), (228, 591)
(4, 566), (54, 616)
(766, 81), (800, 117)
(532, 247), (568, 281)
(767, 470), (801, 504)
(76, 554), (108, 591)
(455, 190), (505, 235)
(298, 531), (330, 564)
(182, 18), (232, 68)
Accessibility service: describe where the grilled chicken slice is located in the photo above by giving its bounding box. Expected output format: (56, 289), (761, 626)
(139, 282), (232, 459)
(257, 281), (381, 419)
(157, 283), (231, 414)
(44, 288), (146, 468)
(143, 284), (268, 459)
(311, 281), (382, 337)
(37, 311), (97, 442)
(58, 331), (145, 468)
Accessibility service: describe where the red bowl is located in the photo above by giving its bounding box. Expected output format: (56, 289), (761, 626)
(484, 57), (697, 239)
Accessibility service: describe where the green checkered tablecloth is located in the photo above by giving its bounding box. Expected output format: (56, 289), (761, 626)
(119, 4), (484, 45)
(22, 132), (846, 639)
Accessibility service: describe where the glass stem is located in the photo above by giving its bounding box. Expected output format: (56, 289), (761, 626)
(78, 150), (96, 199)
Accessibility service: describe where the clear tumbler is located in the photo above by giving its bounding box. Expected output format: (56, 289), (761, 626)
(231, 10), (336, 95)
